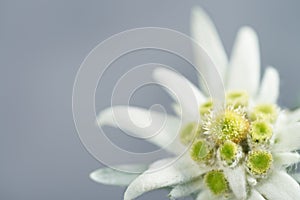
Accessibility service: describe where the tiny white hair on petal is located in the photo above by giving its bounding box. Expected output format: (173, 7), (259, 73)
(153, 67), (205, 122)
(124, 156), (208, 200)
(256, 170), (300, 199)
(272, 123), (300, 152)
(273, 152), (300, 168)
(191, 6), (228, 90)
(227, 26), (260, 96)
(256, 67), (280, 103)
(248, 189), (265, 200)
(89, 164), (148, 186)
(223, 165), (247, 200)
(169, 178), (203, 199)
(97, 106), (185, 154)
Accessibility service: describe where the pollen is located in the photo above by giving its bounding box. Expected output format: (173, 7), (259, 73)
(204, 170), (228, 196)
(250, 121), (273, 144)
(246, 150), (273, 177)
(218, 141), (242, 167)
(211, 109), (250, 144)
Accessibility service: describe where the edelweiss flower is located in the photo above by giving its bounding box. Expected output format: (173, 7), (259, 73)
(90, 7), (300, 200)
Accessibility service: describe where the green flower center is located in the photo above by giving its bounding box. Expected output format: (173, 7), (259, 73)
(204, 170), (228, 195)
(246, 150), (273, 176)
(212, 109), (249, 144)
(226, 90), (249, 108)
(250, 121), (273, 144)
(190, 139), (212, 164)
(250, 104), (278, 123)
(218, 141), (241, 167)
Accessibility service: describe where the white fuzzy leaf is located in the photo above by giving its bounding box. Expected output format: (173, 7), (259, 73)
(273, 152), (300, 168)
(153, 67), (205, 122)
(224, 166), (247, 200)
(90, 164), (148, 186)
(248, 189), (265, 200)
(256, 67), (280, 103)
(97, 106), (185, 154)
(227, 27), (260, 96)
(191, 6), (228, 88)
(256, 171), (300, 199)
(273, 123), (300, 152)
(169, 178), (202, 199)
(124, 157), (207, 200)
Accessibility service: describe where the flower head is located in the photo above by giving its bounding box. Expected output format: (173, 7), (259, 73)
(90, 7), (300, 200)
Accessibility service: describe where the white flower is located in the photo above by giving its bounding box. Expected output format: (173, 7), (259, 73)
(90, 7), (300, 200)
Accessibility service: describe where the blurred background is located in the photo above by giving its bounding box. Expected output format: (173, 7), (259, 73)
(1, 0), (300, 199)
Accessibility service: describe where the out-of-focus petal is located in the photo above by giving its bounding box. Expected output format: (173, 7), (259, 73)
(227, 27), (260, 96)
(124, 156), (208, 200)
(169, 178), (202, 199)
(273, 123), (300, 152)
(248, 189), (265, 200)
(97, 106), (184, 154)
(256, 67), (280, 103)
(90, 164), (148, 186)
(256, 171), (300, 199)
(153, 67), (205, 121)
(191, 7), (228, 86)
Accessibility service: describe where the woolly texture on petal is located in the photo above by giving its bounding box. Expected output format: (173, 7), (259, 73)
(90, 164), (148, 186)
(227, 27), (260, 96)
(124, 157), (208, 200)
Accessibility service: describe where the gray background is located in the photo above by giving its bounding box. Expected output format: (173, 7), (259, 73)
(1, 0), (300, 199)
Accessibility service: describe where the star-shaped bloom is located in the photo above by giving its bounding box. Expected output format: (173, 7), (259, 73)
(90, 7), (300, 200)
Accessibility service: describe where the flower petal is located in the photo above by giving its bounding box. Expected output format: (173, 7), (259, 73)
(196, 191), (210, 200)
(97, 106), (185, 154)
(256, 171), (300, 199)
(227, 27), (260, 96)
(273, 123), (300, 152)
(223, 166), (247, 200)
(124, 156), (208, 200)
(90, 164), (148, 186)
(153, 67), (205, 121)
(287, 108), (300, 124)
(191, 7), (228, 83)
(273, 152), (300, 168)
(256, 67), (280, 103)
(248, 189), (265, 200)
(169, 178), (202, 199)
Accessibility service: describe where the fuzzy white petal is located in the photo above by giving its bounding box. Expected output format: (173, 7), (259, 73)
(248, 189), (265, 200)
(287, 108), (300, 124)
(124, 157), (208, 200)
(256, 171), (300, 199)
(256, 67), (280, 103)
(97, 106), (184, 154)
(169, 178), (202, 199)
(273, 123), (300, 152)
(290, 173), (300, 183)
(153, 67), (205, 121)
(227, 27), (260, 95)
(274, 152), (300, 168)
(223, 166), (247, 200)
(90, 164), (148, 186)
(196, 191), (210, 200)
(191, 7), (228, 84)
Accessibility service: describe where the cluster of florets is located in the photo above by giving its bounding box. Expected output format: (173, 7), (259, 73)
(180, 90), (278, 196)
